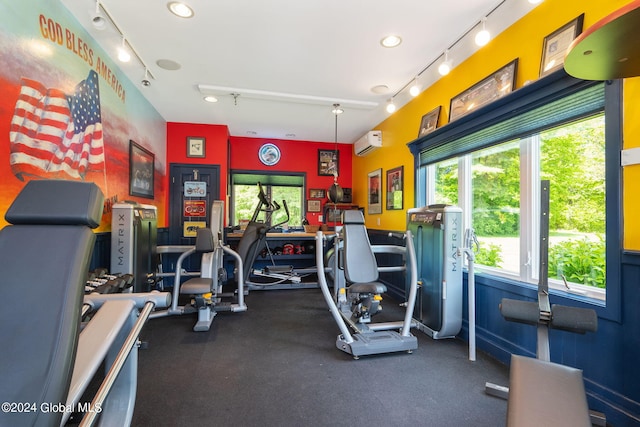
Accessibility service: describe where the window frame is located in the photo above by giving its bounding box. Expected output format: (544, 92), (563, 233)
(229, 170), (306, 227)
(408, 71), (622, 322)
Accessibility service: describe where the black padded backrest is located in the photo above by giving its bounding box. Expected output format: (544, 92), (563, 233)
(0, 180), (104, 427)
(342, 210), (378, 284)
(195, 227), (215, 253)
(235, 221), (267, 281)
(6, 179), (104, 228)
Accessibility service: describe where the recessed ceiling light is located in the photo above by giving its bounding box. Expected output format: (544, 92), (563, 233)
(167, 2), (194, 18)
(380, 35), (402, 48)
(156, 59), (181, 70)
(203, 95), (218, 103)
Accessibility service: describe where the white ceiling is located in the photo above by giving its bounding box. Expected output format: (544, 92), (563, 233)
(60, 0), (539, 144)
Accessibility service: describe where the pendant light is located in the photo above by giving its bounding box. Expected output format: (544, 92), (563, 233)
(327, 103), (344, 204)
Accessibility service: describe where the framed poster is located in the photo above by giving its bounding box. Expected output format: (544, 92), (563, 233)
(183, 221), (206, 238)
(539, 14), (584, 77)
(307, 199), (322, 213)
(187, 136), (206, 158)
(309, 188), (326, 199)
(318, 149), (339, 176)
(184, 181), (206, 197)
(386, 166), (403, 210)
(184, 200), (206, 217)
(129, 140), (154, 199)
(418, 106), (441, 137)
(367, 168), (382, 214)
(449, 59), (518, 122)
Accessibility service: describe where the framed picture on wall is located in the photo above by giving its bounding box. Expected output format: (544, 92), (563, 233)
(187, 136), (206, 158)
(307, 199), (322, 213)
(129, 140), (154, 199)
(318, 149), (339, 176)
(418, 106), (441, 137)
(539, 14), (584, 78)
(386, 166), (403, 210)
(309, 188), (326, 199)
(449, 59), (518, 122)
(367, 168), (382, 214)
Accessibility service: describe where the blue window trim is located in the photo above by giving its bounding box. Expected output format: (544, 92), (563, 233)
(408, 70), (622, 322)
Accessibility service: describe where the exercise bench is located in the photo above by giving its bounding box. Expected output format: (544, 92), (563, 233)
(0, 179), (168, 426)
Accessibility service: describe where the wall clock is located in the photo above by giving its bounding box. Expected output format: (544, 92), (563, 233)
(258, 143), (281, 166)
(187, 137), (206, 158)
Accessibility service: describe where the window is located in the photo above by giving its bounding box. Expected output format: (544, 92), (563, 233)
(410, 73), (620, 317)
(470, 139), (521, 277)
(231, 172), (304, 227)
(427, 116), (605, 298)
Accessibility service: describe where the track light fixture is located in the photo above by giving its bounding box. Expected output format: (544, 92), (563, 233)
(117, 36), (131, 62)
(438, 50), (452, 76)
(386, 98), (396, 114)
(141, 68), (151, 87)
(409, 78), (420, 97)
(91, 1), (107, 30)
(91, 2), (154, 85)
(475, 17), (491, 47)
(383, 0), (536, 116)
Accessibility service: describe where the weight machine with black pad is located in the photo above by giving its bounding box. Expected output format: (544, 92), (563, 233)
(484, 180), (605, 427)
(0, 180), (170, 427)
(315, 210), (419, 359)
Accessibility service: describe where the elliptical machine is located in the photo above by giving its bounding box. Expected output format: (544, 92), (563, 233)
(234, 183), (310, 289)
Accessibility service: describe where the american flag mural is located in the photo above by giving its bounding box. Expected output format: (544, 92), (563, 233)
(9, 70), (105, 180)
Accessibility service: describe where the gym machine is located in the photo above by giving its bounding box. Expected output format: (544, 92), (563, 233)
(151, 200), (247, 331)
(234, 183), (314, 289)
(0, 180), (170, 427)
(110, 202), (158, 292)
(315, 210), (419, 359)
(406, 205), (463, 339)
(484, 181), (604, 427)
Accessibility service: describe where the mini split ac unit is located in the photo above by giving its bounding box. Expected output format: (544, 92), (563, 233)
(354, 130), (382, 156)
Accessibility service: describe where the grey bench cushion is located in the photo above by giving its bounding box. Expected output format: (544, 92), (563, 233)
(507, 354), (591, 427)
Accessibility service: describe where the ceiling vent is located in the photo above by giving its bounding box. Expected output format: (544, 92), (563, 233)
(354, 131), (382, 156)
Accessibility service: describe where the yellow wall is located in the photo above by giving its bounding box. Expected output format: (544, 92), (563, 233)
(623, 77), (640, 249)
(354, 0), (640, 249)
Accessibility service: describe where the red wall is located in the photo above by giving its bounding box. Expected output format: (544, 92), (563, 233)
(166, 122), (230, 225)
(165, 124), (353, 227)
(230, 136), (353, 226)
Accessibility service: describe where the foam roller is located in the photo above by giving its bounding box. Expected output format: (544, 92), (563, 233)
(550, 304), (598, 334)
(500, 298), (540, 326)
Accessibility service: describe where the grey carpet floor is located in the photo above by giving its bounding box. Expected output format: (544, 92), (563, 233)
(132, 288), (509, 427)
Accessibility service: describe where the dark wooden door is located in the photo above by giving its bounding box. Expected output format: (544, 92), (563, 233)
(169, 164), (220, 246)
